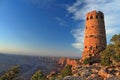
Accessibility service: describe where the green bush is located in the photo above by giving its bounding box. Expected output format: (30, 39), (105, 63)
(50, 77), (56, 80)
(101, 55), (112, 66)
(100, 33), (120, 66)
(31, 70), (46, 80)
(113, 54), (120, 62)
(83, 58), (90, 64)
(0, 65), (20, 80)
(61, 65), (72, 77)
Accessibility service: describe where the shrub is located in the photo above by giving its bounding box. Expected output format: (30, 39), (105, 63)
(83, 58), (90, 65)
(101, 55), (112, 66)
(31, 70), (46, 80)
(50, 77), (56, 80)
(100, 33), (120, 66)
(61, 65), (72, 77)
(0, 65), (20, 80)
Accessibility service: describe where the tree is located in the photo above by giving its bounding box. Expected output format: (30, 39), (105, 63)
(110, 34), (120, 63)
(61, 65), (72, 77)
(100, 51), (112, 66)
(31, 70), (46, 80)
(83, 58), (91, 65)
(110, 34), (120, 43)
(100, 33), (120, 66)
(0, 65), (20, 80)
(50, 77), (56, 80)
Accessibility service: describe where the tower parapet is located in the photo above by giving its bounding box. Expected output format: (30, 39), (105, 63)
(82, 10), (106, 60)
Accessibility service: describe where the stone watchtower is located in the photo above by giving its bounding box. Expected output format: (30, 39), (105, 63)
(82, 10), (106, 60)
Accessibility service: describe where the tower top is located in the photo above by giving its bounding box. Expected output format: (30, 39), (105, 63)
(86, 10), (104, 21)
(86, 10), (104, 16)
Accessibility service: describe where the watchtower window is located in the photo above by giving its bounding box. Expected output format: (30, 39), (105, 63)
(86, 17), (89, 20)
(85, 36), (88, 38)
(90, 35), (94, 37)
(89, 46), (93, 50)
(96, 36), (98, 38)
(101, 16), (103, 19)
(86, 26), (87, 29)
(96, 15), (98, 19)
(102, 47), (105, 50)
(92, 26), (94, 28)
(90, 16), (93, 19)
(96, 46), (99, 49)
(85, 46), (87, 48)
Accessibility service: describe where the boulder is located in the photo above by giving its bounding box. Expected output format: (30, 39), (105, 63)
(106, 76), (120, 80)
(81, 70), (91, 77)
(98, 69), (108, 78)
(116, 72), (120, 76)
(91, 68), (99, 73)
(91, 74), (99, 78)
(63, 76), (85, 80)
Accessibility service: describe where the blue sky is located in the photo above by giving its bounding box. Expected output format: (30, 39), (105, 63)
(0, 0), (120, 56)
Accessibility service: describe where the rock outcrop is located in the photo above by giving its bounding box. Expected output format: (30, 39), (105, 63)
(62, 63), (120, 80)
(58, 57), (77, 67)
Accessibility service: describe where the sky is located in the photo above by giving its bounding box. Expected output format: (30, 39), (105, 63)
(0, 0), (120, 57)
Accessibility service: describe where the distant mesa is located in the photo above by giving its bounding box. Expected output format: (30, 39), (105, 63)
(82, 10), (107, 61)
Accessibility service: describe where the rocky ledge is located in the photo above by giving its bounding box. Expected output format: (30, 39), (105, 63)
(63, 63), (120, 80)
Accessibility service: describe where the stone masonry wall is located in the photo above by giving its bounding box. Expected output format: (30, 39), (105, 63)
(82, 10), (106, 60)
